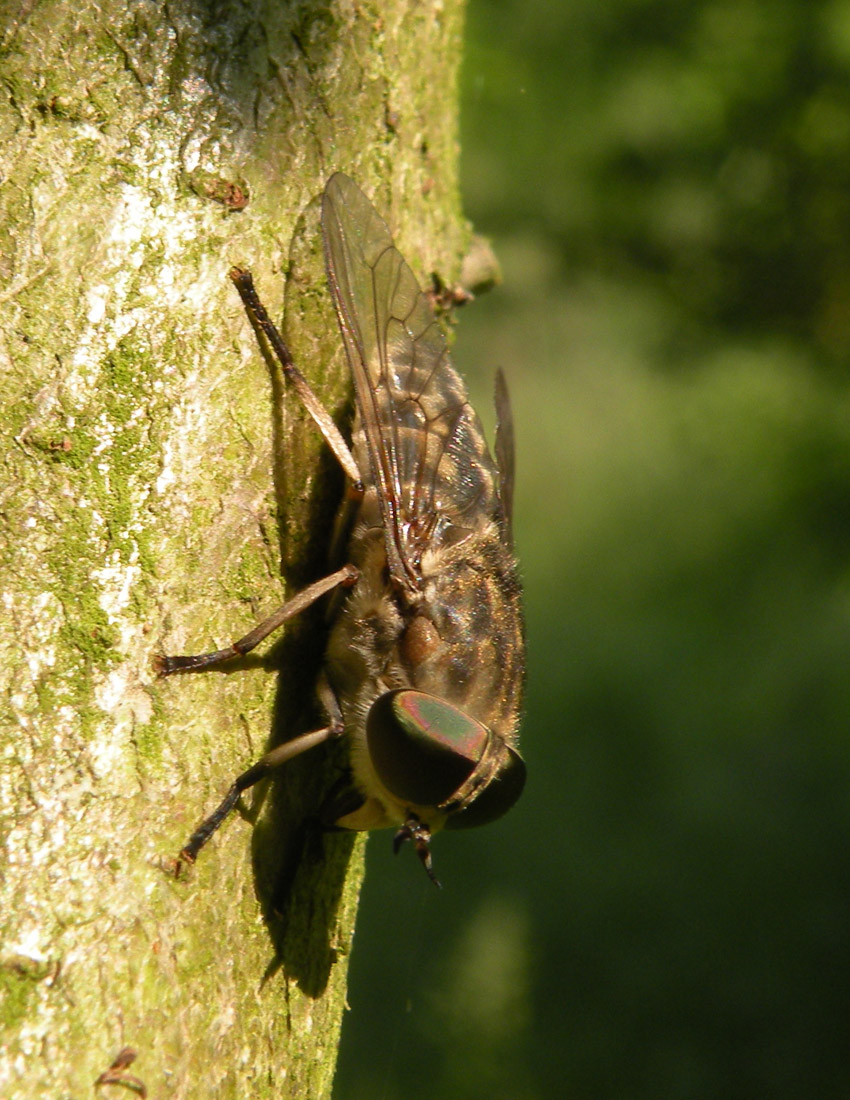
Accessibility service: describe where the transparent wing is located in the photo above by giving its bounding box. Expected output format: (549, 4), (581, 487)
(322, 173), (505, 593)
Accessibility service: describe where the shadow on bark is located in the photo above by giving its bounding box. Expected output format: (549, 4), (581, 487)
(240, 194), (359, 998)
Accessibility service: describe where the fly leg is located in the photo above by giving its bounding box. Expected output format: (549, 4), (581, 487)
(156, 565), (357, 871)
(177, 722), (342, 871)
(156, 262), (365, 678)
(229, 265), (364, 492)
(155, 563), (358, 675)
(174, 673), (346, 872)
(158, 265), (366, 872)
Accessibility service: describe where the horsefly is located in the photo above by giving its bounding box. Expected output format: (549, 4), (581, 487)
(157, 174), (526, 885)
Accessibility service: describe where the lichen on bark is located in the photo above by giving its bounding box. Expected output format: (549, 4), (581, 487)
(0, 1), (468, 1096)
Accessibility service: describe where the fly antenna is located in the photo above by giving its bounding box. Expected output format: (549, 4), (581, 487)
(393, 815), (442, 888)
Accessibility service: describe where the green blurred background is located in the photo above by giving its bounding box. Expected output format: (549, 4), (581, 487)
(335, 0), (850, 1096)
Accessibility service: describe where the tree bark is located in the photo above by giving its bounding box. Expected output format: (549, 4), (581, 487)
(0, 1), (467, 1096)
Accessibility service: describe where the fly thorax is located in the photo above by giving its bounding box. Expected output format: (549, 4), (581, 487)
(399, 614), (443, 671)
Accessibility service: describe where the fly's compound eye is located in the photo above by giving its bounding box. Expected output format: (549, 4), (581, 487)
(366, 690), (525, 825)
(367, 690), (488, 807)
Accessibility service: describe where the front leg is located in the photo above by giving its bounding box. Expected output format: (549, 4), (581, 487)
(176, 721), (344, 870)
(172, 670), (348, 871)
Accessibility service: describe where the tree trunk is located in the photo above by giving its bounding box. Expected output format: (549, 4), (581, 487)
(0, 1), (467, 1095)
